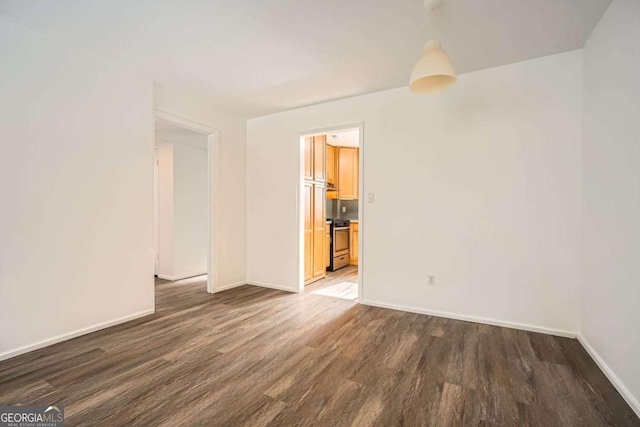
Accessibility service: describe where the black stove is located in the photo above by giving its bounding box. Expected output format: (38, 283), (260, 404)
(331, 218), (350, 227)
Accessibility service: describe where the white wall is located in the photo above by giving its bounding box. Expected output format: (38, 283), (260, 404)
(0, 17), (154, 357)
(173, 142), (208, 279)
(580, 0), (640, 415)
(247, 50), (583, 335)
(154, 85), (247, 288)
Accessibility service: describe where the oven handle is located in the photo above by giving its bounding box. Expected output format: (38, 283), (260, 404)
(333, 226), (349, 231)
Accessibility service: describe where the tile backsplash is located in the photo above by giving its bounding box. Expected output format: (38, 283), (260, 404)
(326, 199), (337, 219)
(327, 199), (358, 220)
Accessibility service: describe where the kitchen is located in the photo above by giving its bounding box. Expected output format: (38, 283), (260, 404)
(302, 128), (360, 299)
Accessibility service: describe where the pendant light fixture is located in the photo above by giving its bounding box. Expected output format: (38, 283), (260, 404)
(409, 0), (456, 94)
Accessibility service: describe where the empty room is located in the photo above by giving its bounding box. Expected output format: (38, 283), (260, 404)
(0, 0), (639, 426)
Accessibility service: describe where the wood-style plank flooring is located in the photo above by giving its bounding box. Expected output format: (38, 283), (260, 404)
(1, 274), (638, 426)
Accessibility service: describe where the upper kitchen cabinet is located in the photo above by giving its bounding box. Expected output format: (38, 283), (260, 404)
(313, 135), (326, 183)
(326, 144), (336, 186)
(304, 136), (313, 181)
(304, 135), (326, 183)
(338, 147), (359, 200)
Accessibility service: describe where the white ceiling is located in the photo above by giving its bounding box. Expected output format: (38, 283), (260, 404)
(1, 0), (611, 118)
(326, 129), (360, 148)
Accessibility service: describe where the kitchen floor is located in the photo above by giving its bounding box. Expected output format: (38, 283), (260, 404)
(305, 265), (358, 301)
(154, 275), (207, 287)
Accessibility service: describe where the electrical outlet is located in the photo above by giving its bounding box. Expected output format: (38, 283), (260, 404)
(342, 206), (347, 213)
(427, 275), (436, 287)
(367, 192), (375, 203)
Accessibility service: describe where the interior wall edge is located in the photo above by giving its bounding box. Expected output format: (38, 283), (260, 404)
(246, 281), (300, 293)
(214, 281), (247, 292)
(0, 309), (156, 362)
(577, 333), (640, 417)
(360, 299), (576, 338)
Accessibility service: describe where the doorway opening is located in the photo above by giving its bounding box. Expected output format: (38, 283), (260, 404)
(299, 125), (363, 302)
(153, 111), (218, 293)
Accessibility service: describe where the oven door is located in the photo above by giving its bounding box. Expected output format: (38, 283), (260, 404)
(333, 227), (350, 257)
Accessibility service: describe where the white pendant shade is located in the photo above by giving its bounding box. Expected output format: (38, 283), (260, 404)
(409, 40), (457, 94)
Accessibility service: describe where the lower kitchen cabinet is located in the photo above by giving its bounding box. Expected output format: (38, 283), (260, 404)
(350, 222), (359, 266)
(325, 224), (330, 268)
(304, 182), (326, 285)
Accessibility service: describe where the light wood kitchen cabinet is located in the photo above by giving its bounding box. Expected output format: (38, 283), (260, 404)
(305, 182), (326, 285)
(338, 147), (359, 200)
(304, 136), (313, 181)
(304, 182), (313, 282)
(349, 222), (359, 265)
(312, 184), (326, 278)
(313, 135), (326, 183)
(326, 144), (336, 186)
(325, 223), (330, 268)
(304, 135), (327, 285)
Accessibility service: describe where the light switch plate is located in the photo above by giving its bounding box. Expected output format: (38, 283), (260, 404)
(428, 275), (436, 287)
(367, 192), (375, 203)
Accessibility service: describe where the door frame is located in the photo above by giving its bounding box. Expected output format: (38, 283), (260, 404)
(297, 122), (364, 300)
(153, 146), (159, 275)
(154, 109), (219, 294)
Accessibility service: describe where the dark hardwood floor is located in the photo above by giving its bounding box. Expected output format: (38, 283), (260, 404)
(1, 275), (638, 426)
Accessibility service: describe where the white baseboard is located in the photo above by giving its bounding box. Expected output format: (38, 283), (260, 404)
(0, 309), (155, 362)
(214, 281), (246, 292)
(247, 280), (297, 293)
(577, 334), (640, 418)
(359, 299), (576, 338)
(156, 274), (176, 281)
